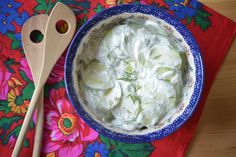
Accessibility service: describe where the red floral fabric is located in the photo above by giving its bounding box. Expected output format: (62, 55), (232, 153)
(0, 0), (235, 157)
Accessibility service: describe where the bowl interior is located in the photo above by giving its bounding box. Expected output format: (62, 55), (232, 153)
(65, 4), (204, 142)
(73, 13), (196, 134)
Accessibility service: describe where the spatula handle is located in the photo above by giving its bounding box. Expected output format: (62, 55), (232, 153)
(12, 85), (43, 157)
(32, 91), (44, 157)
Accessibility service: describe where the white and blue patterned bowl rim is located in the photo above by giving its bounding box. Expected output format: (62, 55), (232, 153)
(65, 4), (204, 143)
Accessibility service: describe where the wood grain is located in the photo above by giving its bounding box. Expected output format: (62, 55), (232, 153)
(187, 0), (236, 156)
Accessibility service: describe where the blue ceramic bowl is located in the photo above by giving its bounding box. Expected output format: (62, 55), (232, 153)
(65, 4), (204, 143)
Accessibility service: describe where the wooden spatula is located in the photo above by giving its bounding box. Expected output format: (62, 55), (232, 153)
(12, 3), (76, 156)
(21, 14), (48, 157)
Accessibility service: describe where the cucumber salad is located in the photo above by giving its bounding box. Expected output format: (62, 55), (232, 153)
(76, 17), (187, 131)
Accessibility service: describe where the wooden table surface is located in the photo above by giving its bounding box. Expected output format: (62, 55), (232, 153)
(187, 0), (236, 157)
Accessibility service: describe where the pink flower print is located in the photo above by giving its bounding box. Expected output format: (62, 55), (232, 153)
(0, 59), (11, 100)
(8, 135), (16, 149)
(20, 57), (33, 81)
(43, 88), (98, 156)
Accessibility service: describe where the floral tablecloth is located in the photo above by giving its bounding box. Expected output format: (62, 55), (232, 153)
(0, 0), (235, 157)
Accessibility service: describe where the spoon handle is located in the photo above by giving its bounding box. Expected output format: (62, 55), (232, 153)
(33, 92), (44, 157)
(12, 85), (43, 157)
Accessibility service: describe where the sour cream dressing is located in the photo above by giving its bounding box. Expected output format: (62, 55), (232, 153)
(77, 18), (187, 131)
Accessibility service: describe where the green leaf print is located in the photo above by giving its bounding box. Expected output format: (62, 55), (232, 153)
(23, 138), (30, 147)
(34, 0), (47, 11)
(44, 83), (50, 98)
(63, 0), (90, 9)
(20, 70), (32, 83)
(0, 100), (11, 114)
(115, 142), (154, 157)
(197, 9), (211, 18)
(6, 33), (21, 50)
(51, 79), (65, 89)
(34, 0), (91, 15)
(22, 82), (35, 100)
(194, 9), (211, 31)
(2, 125), (21, 145)
(94, 3), (105, 13)
(81, 16), (88, 24)
(2, 125), (30, 148)
(5, 59), (15, 65)
(186, 16), (192, 25)
(100, 135), (154, 157)
(34, 0), (60, 14)
(0, 116), (22, 141)
(4, 59), (15, 73)
(44, 80), (65, 99)
(29, 119), (35, 129)
(100, 135), (111, 149)
(11, 40), (21, 49)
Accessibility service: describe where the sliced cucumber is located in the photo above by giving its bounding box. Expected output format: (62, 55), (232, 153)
(137, 103), (162, 127)
(84, 82), (122, 112)
(112, 95), (140, 122)
(156, 67), (175, 81)
(100, 82), (122, 110)
(148, 45), (182, 69)
(81, 60), (115, 89)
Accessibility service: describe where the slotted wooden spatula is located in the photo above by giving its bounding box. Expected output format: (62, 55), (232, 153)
(12, 3), (76, 156)
(21, 14), (48, 157)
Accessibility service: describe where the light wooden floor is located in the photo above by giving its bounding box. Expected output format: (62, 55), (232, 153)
(187, 0), (236, 157)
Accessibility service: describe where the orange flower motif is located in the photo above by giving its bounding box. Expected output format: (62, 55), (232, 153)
(58, 113), (78, 135)
(106, 0), (136, 7)
(46, 152), (55, 157)
(7, 77), (29, 114)
(43, 88), (98, 156)
(180, 0), (189, 6)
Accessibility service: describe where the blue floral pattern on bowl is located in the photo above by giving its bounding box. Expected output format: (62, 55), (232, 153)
(65, 4), (204, 143)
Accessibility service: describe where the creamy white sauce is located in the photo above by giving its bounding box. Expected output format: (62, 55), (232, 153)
(77, 18), (187, 131)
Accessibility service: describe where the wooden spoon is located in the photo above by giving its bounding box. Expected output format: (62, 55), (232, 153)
(12, 3), (76, 156)
(21, 14), (48, 157)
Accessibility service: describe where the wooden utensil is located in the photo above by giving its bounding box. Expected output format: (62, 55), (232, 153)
(12, 3), (76, 156)
(21, 14), (48, 157)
